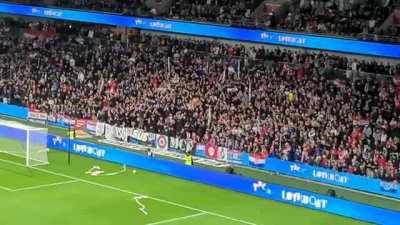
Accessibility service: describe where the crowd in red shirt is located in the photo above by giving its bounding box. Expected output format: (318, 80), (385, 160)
(0, 21), (399, 182)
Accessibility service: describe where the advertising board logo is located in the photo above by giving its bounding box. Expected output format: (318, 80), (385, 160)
(290, 164), (301, 172)
(43, 9), (63, 17)
(253, 181), (272, 195)
(260, 32), (270, 39)
(149, 21), (172, 30)
(281, 190), (328, 209)
(51, 135), (67, 148)
(312, 170), (348, 184)
(72, 143), (106, 158)
(32, 8), (40, 14)
(380, 181), (398, 193)
(52, 136), (62, 145)
(134, 19), (143, 25)
(278, 35), (306, 45)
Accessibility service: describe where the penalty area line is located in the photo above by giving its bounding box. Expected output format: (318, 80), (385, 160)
(12, 180), (79, 192)
(0, 158), (258, 225)
(0, 184), (13, 191)
(134, 195), (149, 215)
(146, 212), (207, 225)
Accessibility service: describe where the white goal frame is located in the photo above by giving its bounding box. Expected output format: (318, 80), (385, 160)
(25, 127), (49, 167)
(0, 120), (49, 167)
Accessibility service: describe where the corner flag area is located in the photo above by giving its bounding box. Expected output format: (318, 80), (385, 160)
(0, 150), (371, 225)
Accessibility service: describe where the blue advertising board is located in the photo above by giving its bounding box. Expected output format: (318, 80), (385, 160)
(46, 134), (400, 225)
(239, 154), (400, 199)
(0, 2), (399, 58)
(0, 103), (28, 120)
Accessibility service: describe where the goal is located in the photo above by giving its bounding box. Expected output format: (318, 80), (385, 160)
(0, 120), (49, 166)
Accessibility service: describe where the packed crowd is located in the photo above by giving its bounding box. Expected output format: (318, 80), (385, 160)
(10, 0), (149, 16)
(167, 0), (400, 41)
(0, 21), (399, 182)
(167, 0), (258, 25)
(169, 0), (399, 41)
(7, 0), (399, 41)
(278, 0), (399, 39)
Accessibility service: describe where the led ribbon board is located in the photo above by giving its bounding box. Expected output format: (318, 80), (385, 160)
(0, 2), (399, 58)
(241, 155), (400, 199)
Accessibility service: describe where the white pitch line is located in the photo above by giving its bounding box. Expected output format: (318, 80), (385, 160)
(12, 180), (79, 192)
(146, 212), (207, 225)
(0, 158), (257, 225)
(0, 185), (13, 191)
(144, 196), (257, 225)
(134, 195), (149, 215)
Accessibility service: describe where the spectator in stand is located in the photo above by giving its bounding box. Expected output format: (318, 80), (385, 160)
(7, 0), (400, 42)
(168, 0), (255, 25)
(9, 0), (149, 15)
(0, 20), (398, 182)
(278, 0), (399, 41)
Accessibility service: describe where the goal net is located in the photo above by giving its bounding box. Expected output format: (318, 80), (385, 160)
(0, 120), (49, 166)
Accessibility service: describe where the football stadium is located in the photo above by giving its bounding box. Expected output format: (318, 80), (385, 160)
(0, 1), (399, 225)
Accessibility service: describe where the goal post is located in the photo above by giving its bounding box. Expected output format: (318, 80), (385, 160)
(0, 120), (49, 166)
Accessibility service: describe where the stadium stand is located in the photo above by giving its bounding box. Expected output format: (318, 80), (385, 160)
(0, 18), (399, 183)
(167, 0), (261, 25)
(277, 0), (400, 42)
(8, 0), (150, 16)
(5, 0), (400, 42)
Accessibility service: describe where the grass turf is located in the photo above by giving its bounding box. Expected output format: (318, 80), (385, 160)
(0, 148), (372, 225)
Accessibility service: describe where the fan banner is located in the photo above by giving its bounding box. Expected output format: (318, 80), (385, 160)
(85, 120), (97, 136)
(217, 147), (227, 161)
(128, 130), (156, 148)
(205, 143), (218, 160)
(248, 152), (267, 166)
(27, 109), (47, 124)
(168, 137), (193, 153)
(156, 134), (168, 151)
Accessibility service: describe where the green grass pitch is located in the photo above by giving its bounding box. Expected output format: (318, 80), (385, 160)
(0, 145), (373, 225)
